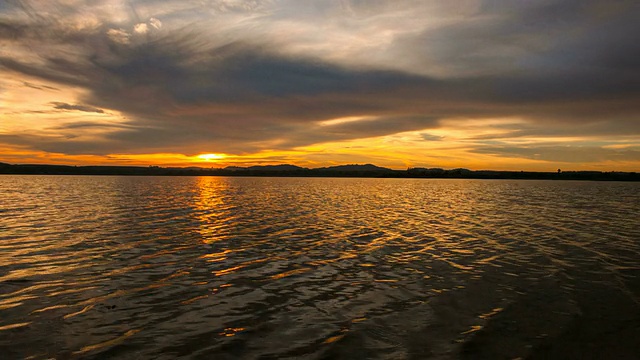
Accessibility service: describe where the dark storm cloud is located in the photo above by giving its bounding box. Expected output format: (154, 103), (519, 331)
(1, 0), (638, 157)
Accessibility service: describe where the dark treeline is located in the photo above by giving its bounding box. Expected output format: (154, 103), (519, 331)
(0, 162), (638, 181)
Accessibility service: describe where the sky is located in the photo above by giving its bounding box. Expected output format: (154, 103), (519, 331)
(1, 0), (638, 171)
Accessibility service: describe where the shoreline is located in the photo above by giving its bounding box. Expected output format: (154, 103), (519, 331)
(1, 163), (638, 181)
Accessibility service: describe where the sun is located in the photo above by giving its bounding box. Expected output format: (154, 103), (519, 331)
(196, 153), (226, 161)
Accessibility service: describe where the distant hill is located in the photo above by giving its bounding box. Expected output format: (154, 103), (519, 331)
(225, 164), (306, 171)
(318, 164), (393, 172)
(168, 166), (206, 171)
(248, 164), (305, 171)
(222, 164), (391, 172)
(223, 166), (245, 171)
(0, 161), (637, 181)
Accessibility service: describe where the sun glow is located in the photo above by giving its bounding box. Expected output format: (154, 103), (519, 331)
(197, 153), (226, 161)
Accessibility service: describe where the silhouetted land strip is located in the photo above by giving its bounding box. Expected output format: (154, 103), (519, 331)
(1, 162), (638, 181)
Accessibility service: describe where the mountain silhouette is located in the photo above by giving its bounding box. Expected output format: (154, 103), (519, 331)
(0, 162), (637, 181)
(317, 164), (392, 172)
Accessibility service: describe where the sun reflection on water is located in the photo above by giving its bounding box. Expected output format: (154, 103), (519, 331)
(194, 177), (234, 244)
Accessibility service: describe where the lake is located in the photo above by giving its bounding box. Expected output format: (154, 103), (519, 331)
(1, 176), (639, 359)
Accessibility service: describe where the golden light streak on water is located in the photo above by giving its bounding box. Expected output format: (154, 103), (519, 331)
(73, 329), (141, 355)
(0, 323), (31, 331)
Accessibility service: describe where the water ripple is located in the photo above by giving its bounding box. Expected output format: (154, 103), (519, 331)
(0, 176), (639, 359)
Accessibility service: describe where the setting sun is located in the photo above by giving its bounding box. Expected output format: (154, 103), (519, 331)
(197, 153), (226, 161)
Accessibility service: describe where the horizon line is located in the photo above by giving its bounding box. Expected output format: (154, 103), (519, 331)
(1, 161), (637, 174)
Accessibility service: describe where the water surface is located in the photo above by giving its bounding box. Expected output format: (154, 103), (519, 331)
(1, 176), (639, 359)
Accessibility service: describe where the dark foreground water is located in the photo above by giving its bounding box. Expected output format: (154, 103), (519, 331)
(1, 176), (639, 359)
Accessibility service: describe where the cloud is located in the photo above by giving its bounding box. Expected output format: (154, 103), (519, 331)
(472, 145), (640, 163)
(51, 102), (104, 113)
(51, 121), (130, 130)
(421, 133), (444, 142)
(23, 82), (59, 91)
(0, 0), (638, 166)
